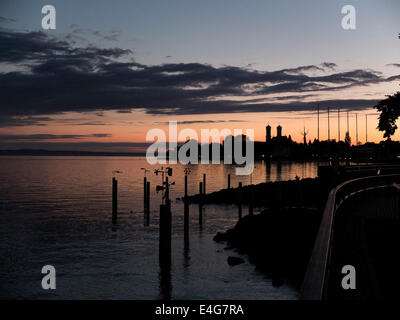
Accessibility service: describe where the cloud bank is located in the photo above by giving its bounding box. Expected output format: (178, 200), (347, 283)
(0, 28), (399, 127)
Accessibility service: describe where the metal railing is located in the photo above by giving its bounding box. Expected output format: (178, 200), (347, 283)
(300, 174), (400, 300)
(341, 164), (400, 175)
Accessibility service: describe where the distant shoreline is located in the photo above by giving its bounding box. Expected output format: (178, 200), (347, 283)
(0, 150), (146, 157)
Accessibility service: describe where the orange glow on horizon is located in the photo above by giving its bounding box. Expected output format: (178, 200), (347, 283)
(0, 108), (392, 151)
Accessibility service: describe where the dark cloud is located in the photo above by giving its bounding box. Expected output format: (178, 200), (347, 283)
(65, 25), (122, 44)
(91, 133), (111, 137)
(154, 120), (246, 125)
(76, 122), (108, 126)
(321, 62), (337, 70)
(0, 29), (397, 126)
(0, 141), (149, 152)
(0, 29), (131, 67)
(0, 133), (111, 141)
(0, 115), (52, 127)
(146, 99), (378, 115)
(387, 63), (400, 68)
(245, 62), (257, 68)
(272, 94), (317, 101)
(0, 17), (15, 24)
(92, 30), (121, 42)
(282, 64), (324, 73)
(282, 62), (337, 74)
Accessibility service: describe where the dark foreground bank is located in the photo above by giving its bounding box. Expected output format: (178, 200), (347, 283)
(185, 177), (329, 209)
(214, 207), (322, 289)
(185, 178), (333, 290)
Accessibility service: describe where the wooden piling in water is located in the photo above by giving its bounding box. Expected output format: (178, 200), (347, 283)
(146, 181), (150, 226)
(203, 174), (206, 194)
(143, 177), (147, 223)
(227, 174), (231, 189)
(199, 182), (203, 225)
(112, 177), (118, 224)
(165, 176), (170, 207)
(238, 182), (242, 220)
(184, 175), (189, 242)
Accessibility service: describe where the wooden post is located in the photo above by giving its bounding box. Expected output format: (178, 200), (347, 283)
(199, 182), (203, 225)
(184, 175), (189, 243)
(112, 177), (118, 224)
(165, 176), (170, 207)
(185, 175), (188, 198)
(227, 174), (231, 189)
(143, 176), (147, 223)
(159, 204), (171, 266)
(249, 186), (254, 216)
(146, 181), (150, 226)
(238, 182), (242, 220)
(203, 173), (206, 194)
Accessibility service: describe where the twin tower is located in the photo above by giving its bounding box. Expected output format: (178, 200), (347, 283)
(266, 125), (282, 143)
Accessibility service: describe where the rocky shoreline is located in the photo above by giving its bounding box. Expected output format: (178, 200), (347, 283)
(183, 177), (333, 289)
(184, 177), (329, 209)
(214, 206), (322, 289)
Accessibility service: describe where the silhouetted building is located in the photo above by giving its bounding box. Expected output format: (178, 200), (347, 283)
(266, 125), (271, 143)
(277, 125), (282, 139)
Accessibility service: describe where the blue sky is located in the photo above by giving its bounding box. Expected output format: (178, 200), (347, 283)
(1, 0), (399, 69)
(0, 0), (400, 148)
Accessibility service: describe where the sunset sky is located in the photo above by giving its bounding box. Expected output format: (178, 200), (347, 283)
(1, 0), (400, 152)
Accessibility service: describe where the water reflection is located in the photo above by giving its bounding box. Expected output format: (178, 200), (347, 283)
(184, 205), (190, 268)
(266, 160), (271, 182)
(183, 240), (190, 269)
(159, 263), (172, 300)
(159, 232), (172, 300)
(0, 156), (316, 300)
(276, 161), (282, 181)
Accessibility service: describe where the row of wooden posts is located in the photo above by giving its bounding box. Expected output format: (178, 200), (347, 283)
(112, 174), (254, 224)
(111, 173), (254, 265)
(111, 173), (254, 225)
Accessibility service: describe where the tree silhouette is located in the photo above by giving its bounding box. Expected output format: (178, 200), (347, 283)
(374, 91), (400, 139)
(344, 131), (351, 146)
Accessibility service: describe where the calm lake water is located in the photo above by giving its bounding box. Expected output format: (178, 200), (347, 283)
(0, 156), (319, 300)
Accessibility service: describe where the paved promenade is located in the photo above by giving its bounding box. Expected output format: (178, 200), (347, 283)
(326, 186), (400, 299)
